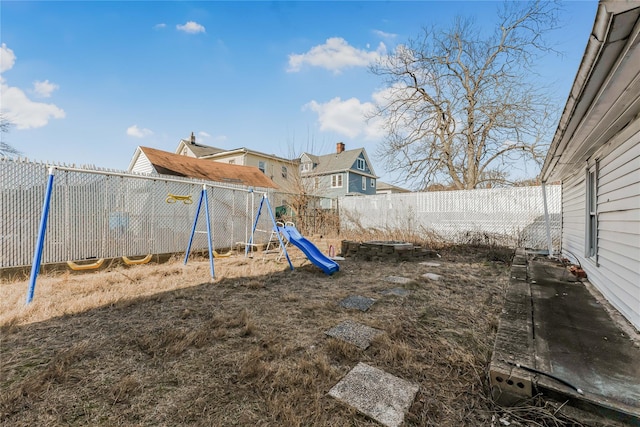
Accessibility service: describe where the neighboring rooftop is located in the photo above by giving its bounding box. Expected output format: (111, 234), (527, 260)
(301, 142), (377, 178)
(176, 132), (226, 157)
(135, 146), (278, 189)
(376, 182), (411, 194)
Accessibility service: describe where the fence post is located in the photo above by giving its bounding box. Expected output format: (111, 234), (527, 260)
(26, 166), (56, 304)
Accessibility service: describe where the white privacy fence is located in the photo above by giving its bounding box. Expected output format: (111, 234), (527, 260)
(339, 185), (561, 249)
(0, 158), (278, 268)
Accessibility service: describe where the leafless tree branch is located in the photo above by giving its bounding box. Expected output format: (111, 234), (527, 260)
(371, 1), (560, 189)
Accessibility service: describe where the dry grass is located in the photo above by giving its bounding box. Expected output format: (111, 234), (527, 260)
(1, 243), (584, 426)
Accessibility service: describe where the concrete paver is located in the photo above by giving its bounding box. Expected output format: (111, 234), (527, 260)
(328, 362), (419, 427)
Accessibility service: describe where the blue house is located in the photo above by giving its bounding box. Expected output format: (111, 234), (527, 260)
(299, 142), (378, 202)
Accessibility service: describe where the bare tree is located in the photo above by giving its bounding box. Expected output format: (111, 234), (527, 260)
(371, 1), (560, 190)
(1, 113), (20, 157)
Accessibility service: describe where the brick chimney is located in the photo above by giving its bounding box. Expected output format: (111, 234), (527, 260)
(336, 142), (345, 154)
(190, 131), (196, 144)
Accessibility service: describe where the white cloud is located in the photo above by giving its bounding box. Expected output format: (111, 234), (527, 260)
(0, 43), (16, 73)
(33, 80), (59, 98)
(0, 44), (65, 129)
(154, 23), (167, 30)
(177, 21), (205, 34)
(198, 131), (211, 138)
(373, 29), (397, 40)
(1, 80), (66, 129)
(126, 125), (153, 138)
(288, 37), (386, 74)
(304, 96), (385, 140)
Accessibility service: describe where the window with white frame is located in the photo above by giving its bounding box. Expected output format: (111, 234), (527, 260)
(281, 166), (288, 179)
(356, 158), (365, 170)
(258, 161), (266, 174)
(362, 176), (366, 190)
(586, 164), (598, 259)
(370, 178), (375, 188)
(228, 159), (235, 165)
(331, 174), (343, 188)
(300, 163), (310, 173)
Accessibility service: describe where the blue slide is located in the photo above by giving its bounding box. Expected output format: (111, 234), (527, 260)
(279, 225), (339, 275)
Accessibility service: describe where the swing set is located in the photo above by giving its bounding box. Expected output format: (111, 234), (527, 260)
(25, 166), (281, 304)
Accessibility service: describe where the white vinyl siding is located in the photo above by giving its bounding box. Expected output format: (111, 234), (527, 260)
(561, 124), (640, 330)
(131, 152), (154, 174)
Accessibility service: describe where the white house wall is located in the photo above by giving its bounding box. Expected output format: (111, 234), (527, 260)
(130, 152), (154, 174)
(561, 123), (640, 330)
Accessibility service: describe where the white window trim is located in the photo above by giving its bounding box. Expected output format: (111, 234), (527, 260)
(370, 178), (375, 188)
(331, 173), (343, 188)
(258, 161), (266, 174)
(356, 158), (365, 170)
(585, 163), (598, 263)
(362, 176), (366, 190)
(282, 166), (288, 179)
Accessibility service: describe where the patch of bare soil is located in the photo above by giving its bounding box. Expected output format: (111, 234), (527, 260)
(0, 244), (580, 426)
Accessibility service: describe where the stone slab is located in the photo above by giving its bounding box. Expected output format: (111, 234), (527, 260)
(339, 295), (377, 312)
(422, 273), (442, 281)
(380, 287), (411, 297)
(384, 276), (413, 284)
(325, 319), (384, 350)
(420, 261), (441, 267)
(328, 362), (419, 427)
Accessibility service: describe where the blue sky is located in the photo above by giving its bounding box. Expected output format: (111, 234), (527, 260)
(1, 1), (598, 183)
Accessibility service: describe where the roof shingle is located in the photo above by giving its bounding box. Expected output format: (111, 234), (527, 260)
(139, 146), (278, 189)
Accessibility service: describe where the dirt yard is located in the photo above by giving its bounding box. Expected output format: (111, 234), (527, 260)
(0, 243), (584, 426)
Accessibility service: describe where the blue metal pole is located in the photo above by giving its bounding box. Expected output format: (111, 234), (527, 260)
(184, 187), (205, 265)
(26, 167), (56, 304)
(203, 186), (215, 279)
(264, 194), (293, 270)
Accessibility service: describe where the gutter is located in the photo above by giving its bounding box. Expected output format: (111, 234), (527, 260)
(540, 2), (611, 183)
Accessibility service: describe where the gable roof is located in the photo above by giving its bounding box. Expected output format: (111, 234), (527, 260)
(137, 146), (278, 189)
(376, 181), (411, 193)
(301, 148), (377, 177)
(202, 147), (297, 164)
(176, 139), (226, 157)
(541, 1), (640, 182)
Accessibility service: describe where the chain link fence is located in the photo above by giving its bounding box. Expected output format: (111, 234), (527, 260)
(0, 158), (279, 268)
(269, 191), (339, 237)
(1, 157), (562, 269)
(339, 185), (561, 249)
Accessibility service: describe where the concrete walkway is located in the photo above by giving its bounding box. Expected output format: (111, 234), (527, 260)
(491, 249), (640, 425)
